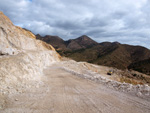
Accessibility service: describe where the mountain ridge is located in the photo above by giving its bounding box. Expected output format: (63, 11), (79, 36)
(36, 34), (150, 75)
(36, 34), (99, 51)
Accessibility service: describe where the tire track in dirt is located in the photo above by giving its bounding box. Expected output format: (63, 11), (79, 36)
(1, 66), (150, 113)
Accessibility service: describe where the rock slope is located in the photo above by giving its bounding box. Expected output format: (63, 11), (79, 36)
(0, 11), (56, 55)
(0, 11), (60, 95)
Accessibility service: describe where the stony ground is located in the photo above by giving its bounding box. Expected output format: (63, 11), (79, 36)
(1, 63), (150, 113)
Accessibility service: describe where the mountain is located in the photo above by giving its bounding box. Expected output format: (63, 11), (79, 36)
(36, 34), (150, 73)
(36, 34), (67, 50)
(65, 42), (150, 70)
(36, 35), (98, 51)
(66, 35), (98, 50)
(128, 58), (150, 75)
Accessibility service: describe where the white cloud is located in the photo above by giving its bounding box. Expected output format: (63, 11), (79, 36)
(0, 0), (149, 48)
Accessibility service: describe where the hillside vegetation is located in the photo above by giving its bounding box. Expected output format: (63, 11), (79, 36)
(36, 35), (150, 75)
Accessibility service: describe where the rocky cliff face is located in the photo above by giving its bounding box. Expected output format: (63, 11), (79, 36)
(0, 12), (57, 55)
(0, 11), (60, 94)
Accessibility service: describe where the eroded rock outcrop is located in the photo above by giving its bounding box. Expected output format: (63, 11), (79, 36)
(0, 11), (60, 94)
(0, 11), (57, 54)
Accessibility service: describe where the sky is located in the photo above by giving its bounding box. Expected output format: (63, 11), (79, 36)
(0, 0), (150, 49)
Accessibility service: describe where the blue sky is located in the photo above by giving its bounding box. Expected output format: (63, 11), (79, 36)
(0, 0), (150, 49)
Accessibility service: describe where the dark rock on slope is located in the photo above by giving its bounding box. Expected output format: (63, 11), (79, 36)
(128, 58), (150, 75)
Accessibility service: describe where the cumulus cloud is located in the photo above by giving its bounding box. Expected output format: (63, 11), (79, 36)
(0, 0), (149, 48)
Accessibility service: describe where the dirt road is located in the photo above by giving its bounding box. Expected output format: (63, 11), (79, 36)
(1, 66), (150, 113)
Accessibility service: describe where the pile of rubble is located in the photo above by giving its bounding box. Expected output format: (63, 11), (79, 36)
(60, 60), (150, 98)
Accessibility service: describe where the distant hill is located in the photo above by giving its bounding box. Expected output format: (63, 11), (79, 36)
(36, 35), (98, 50)
(36, 34), (67, 50)
(128, 58), (150, 75)
(36, 34), (150, 74)
(64, 42), (150, 70)
(65, 35), (98, 50)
